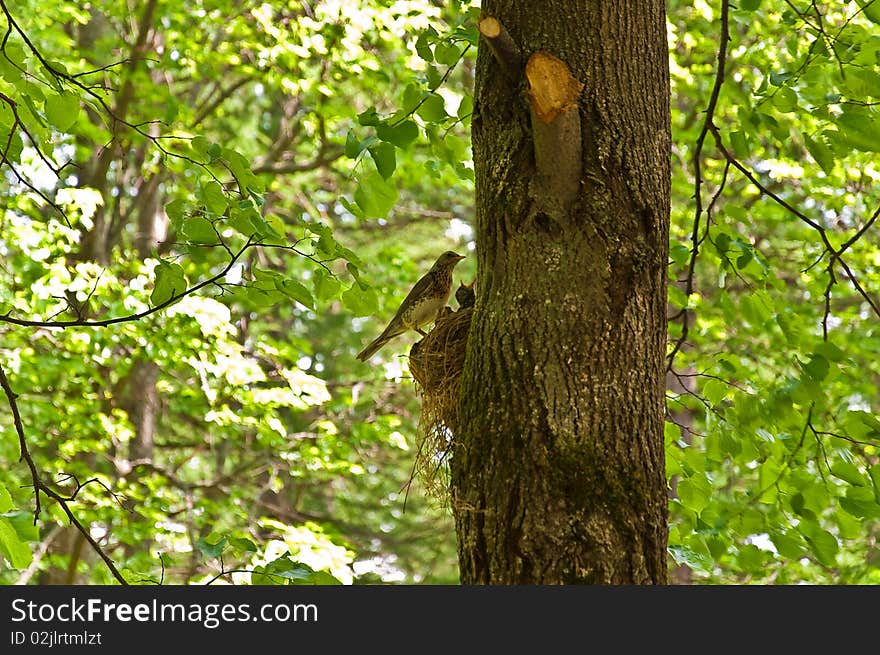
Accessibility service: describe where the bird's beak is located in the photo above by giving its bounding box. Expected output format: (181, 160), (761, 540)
(454, 254), (466, 262)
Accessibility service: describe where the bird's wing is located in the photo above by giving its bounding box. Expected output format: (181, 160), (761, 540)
(385, 271), (435, 326)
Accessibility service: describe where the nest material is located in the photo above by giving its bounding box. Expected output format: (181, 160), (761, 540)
(408, 305), (473, 497)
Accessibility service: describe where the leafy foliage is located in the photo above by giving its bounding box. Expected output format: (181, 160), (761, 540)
(0, 0), (877, 585)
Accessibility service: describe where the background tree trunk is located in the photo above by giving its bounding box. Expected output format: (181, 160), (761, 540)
(452, 0), (671, 584)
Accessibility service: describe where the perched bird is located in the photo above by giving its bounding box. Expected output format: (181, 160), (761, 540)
(356, 251), (466, 361)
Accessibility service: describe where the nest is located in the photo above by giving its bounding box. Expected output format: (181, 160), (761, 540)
(407, 305), (473, 498)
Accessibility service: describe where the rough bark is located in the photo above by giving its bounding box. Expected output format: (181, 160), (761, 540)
(451, 0), (670, 584)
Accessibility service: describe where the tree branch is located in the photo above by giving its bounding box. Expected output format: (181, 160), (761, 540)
(478, 15), (522, 81)
(0, 361), (128, 584)
(668, 0), (730, 371)
(0, 236), (254, 329)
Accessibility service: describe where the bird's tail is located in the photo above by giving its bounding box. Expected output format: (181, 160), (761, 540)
(356, 335), (389, 362)
(356, 324), (402, 361)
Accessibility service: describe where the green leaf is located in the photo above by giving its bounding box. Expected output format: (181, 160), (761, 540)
(195, 534), (227, 559)
(839, 486), (880, 519)
(737, 544), (765, 572)
(729, 130), (749, 158)
(415, 32), (433, 62)
(770, 532), (804, 559)
(225, 149), (262, 193)
(667, 285), (688, 310)
(200, 180), (228, 215)
(0, 127), (23, 164)
(830, 460), (865, 487)
(229, 537), (258, 553)
(181, 216), (217, 244)
(244, 285), (284, 307)
(357, 106), (380, 126)
(799, 522), (838, 567)
(668, 536), (713, 573)
(702, 379), (729, 406)
(870, 464), (880, 501)
(401, 84), (423, 113)
(426, 65), (443, 90)
(856, 0), (880, 24)
(5, 512), (38, 542)
(669, 243), (691, 267)
(769, 71), (791, 87)
(834, 110), (880, 152)
(457, 95), (473, 120)
(804, 134), (834, 175)
(165, 198), (187, 232)
(44, 92), (80, 131)
(309, 570), (344, 585)
(368, 142), (397, 179)
(739, 0), (762, 10)
(376, 120), (419, 147)
(771, 87), (798, 113)
(307, 222), (338, 258)
(191, 135), (211, 155)
(354, 171), (398, 219)
(228, 203), (268, 237)
(276, 278), (315, 309)
(434, 41), (461, 66)
(151, 261), (187, 306)
(416, 94), (448, 123)
(677, 475), (712, 513)
(313, 269), (342, 301)
(0, 516), (32, 569)
(345, 130), (364, 158)
(0, 484), (13, 513)
(206, 143), (222, 159)
(342, 284), (379, 317)
(264, 214), (285, 239)
(802, 353), (830, 382)
(815, 341), (845, 362)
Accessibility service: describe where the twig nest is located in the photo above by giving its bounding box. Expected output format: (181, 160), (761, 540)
(408, 306), (473, 498)
(409, 306), (473, 394)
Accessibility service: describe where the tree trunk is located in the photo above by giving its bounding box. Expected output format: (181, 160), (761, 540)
(451, 0), (670, 584)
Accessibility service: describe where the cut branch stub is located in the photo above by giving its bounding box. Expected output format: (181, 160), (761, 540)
(525, 52), (584, 124)
(525, 52), (584, 221)
(478, 15), (522, 80)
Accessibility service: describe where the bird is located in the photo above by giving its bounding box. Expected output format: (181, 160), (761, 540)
(356, 250), (466, 361)
(455, 279), (476, 309)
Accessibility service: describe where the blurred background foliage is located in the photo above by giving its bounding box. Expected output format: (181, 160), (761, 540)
(0, 0), (878, 584)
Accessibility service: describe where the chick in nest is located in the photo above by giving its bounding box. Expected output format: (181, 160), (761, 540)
(455, 279), (476, 309)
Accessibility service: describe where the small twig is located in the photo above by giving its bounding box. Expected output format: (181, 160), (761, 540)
(478, 15), (522, 81)
(822, 264), (836, 342)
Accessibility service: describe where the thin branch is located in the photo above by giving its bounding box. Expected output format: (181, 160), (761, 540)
(667, 0), (730, 371)
(0, 361), (128, 584)
(838, 203), (880, 255)
(251, 146), (344, 175)
(821, 262), (836, 342)
(707, 124), (880, 321)
(809, 424), (878, 448)
(0, 92), (71, 223)
(192, 77), (250, 127)
(0, 236), (254, 329)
